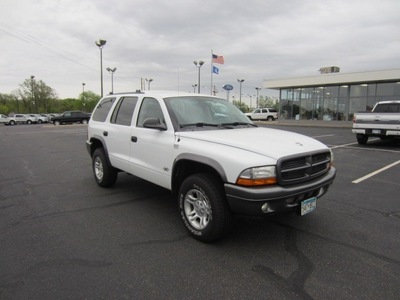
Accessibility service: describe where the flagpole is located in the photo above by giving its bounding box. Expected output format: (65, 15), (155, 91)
(210, 49), (213, 95)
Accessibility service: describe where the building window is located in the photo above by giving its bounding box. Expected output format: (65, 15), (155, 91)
(376, 83), (400, 101)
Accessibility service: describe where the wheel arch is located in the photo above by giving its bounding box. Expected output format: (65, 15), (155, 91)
(88, 136), (112, 163)
(171, 153), (227, 197)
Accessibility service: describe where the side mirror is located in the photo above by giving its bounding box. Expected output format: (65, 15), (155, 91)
(143, 118), (167, 131)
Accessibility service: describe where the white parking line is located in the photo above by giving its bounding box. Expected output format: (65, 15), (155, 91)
(330, 142), (359, 149)
(312, 134), (335, 138)
(352, 160), (400, 184)
(329, 138), (380, 149)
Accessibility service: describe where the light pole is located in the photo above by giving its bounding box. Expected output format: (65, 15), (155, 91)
(30, 75), (35, 113)
(237, 79), (245, 106)
(82, 83), (86, 110)
(95, 39), (107, 97)
(106, 67), (117, 94)
(255, 87), (261, 108)
(192, 83), (197, 93)
(146, 78), (153, 90)
(82, 83), (86, 101)
(193, 60), (204, 93)
(248, 94), (253, 108)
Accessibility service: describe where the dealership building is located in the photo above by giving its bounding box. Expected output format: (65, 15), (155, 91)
(263, 68), (400, 121)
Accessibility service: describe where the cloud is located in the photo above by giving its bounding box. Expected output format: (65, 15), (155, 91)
(0, 0), (399, 103)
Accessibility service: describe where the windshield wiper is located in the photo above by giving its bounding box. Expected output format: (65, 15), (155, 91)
(221, 122), (258, 127)
(180, 122), (220, 128)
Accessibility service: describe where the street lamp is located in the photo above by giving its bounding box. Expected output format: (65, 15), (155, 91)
(255, 87), (261, 108)
(146, 78), (153, 90)
(106, 67), (117, 94)
(193, 60), (204, 93)
(82, 83), (86, 101)
(248, 94), (253, 108)
(95, 39), (107, 97)
(30, 75), (35, 113)
(237, 79), (245, 106)
(192, 83), (197, 93)
(82, 83), (86, 110)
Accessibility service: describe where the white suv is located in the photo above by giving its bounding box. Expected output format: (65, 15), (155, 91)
(245, 108), (278, 121)
(87, 91), (335, 242)
(7, 114), (36, 125)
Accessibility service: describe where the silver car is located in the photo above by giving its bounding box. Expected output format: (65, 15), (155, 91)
(0, 114), (9, 125)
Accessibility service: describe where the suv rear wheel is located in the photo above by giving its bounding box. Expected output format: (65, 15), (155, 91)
(92, 148), (118, 187)
(178, 173), (232, 242)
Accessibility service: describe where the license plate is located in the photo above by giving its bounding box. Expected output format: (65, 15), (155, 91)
(301, 197), (317, 216)
(372, 129), (381, 134)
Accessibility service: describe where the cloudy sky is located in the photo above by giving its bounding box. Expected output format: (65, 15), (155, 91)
(1, 0), (399, 104)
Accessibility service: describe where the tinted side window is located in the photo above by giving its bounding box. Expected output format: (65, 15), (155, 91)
(137, 98), (165, 127)
(92, 97), (116, 122)
(111, 97), (138, 126)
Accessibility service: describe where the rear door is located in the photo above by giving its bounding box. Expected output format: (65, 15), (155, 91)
(105, 96), (139, 171)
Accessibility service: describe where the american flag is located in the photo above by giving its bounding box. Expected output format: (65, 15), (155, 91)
(212, 54), (224, 64)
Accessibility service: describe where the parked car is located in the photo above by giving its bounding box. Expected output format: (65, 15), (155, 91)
(245, 108), (278, 121)
(352, 100), (400, 144)
(86, 91), (335, 242)
(52, 111), (91, 125)
(28, 114), (39, 124)
(31, 114), (49, 124)
(7, 114), (36, 125)
(0, 114), (10, 125)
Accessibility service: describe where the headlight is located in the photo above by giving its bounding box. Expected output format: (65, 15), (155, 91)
(236, 166), (277, 186)
(329, 149), (334, 168)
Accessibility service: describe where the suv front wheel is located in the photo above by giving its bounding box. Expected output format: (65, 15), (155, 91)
(178, 173), (233, 243)
(92, 148), (118, 187)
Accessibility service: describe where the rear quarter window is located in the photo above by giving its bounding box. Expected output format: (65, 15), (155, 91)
(92, 97), (116, 122)
(110, 97), (138, 126)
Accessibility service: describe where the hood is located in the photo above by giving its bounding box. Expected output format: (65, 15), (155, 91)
(178, 127), (328, 160)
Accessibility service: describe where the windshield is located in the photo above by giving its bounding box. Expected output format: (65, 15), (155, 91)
(164, 96), (255, 131)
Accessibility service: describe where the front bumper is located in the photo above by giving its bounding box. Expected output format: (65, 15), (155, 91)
(224, 167), (336, 215)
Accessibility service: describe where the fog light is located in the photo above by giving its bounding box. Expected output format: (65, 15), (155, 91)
(261, 203), (269, 213)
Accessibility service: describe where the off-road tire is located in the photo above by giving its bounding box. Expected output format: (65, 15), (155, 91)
(178, 173), (233, 243)
(92, 148), (118, 187)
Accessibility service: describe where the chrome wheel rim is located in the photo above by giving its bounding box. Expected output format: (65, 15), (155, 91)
(183, 189), (211, 230)
(94, 156), (104, 181)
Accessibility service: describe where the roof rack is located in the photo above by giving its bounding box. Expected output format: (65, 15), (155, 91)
(106, 90), (144, 95)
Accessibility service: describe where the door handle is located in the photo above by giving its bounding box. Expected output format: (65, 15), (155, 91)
(103, 131), (108, 136)
(131, 136), (138, 143)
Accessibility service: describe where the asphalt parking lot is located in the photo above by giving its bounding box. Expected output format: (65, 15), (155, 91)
(0, 123), (399, 299)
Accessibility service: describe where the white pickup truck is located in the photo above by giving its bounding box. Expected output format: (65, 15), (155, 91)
(87, 91), (336, 242)
(352, 101), (400, 144)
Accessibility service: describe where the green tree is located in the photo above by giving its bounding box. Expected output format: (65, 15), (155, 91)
(79, 90), (101, 113)
(15, 77), (57, 113)
(0, 93), (18, 114)
(258, 96), (279, 110)
(232, 100), (249, 113)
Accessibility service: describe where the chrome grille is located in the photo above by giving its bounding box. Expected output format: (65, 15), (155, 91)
(277, 151), (331, 185)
